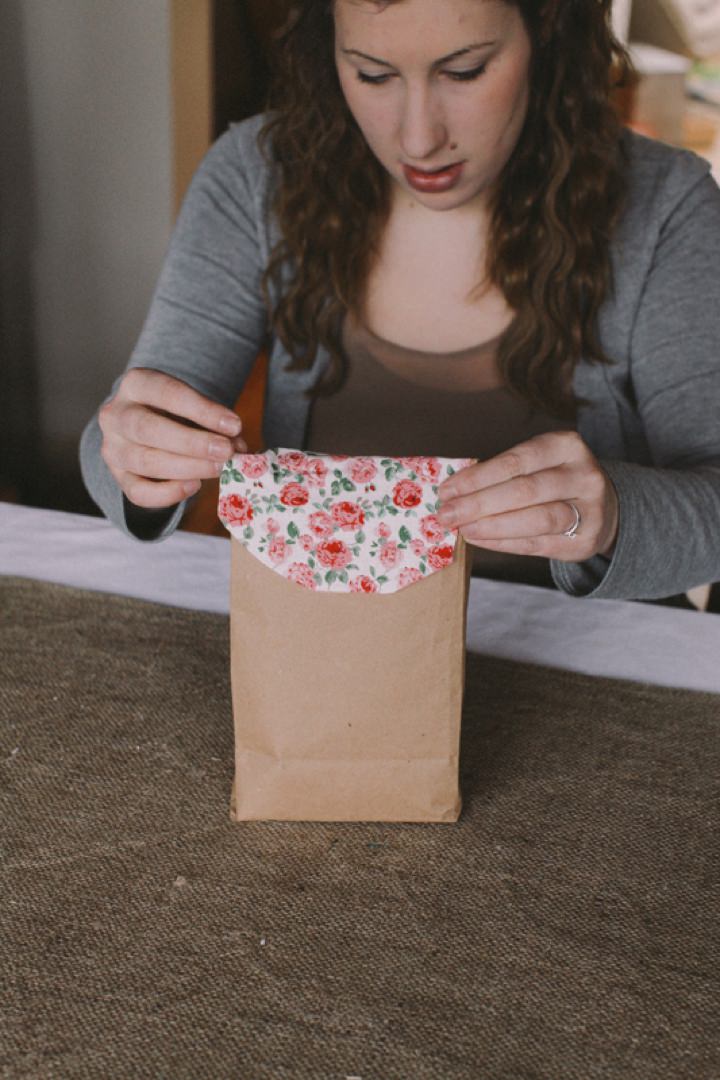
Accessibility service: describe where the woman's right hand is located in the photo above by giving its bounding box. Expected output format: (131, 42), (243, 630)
(98, 368), (247, 509)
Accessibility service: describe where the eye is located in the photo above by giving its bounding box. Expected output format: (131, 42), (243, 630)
(446, 63), (487, 82)
(356, 72), (393, 85)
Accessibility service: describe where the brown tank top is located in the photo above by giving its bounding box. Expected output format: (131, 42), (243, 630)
(305, 311), (570, 587)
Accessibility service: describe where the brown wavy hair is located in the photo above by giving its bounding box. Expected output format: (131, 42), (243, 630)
(258, 0), (633, 420)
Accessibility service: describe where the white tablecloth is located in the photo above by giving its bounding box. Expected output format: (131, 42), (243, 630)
(2, 503), (720, 694)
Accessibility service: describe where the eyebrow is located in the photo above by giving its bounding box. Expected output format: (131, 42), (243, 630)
(341, 42), (497, 68)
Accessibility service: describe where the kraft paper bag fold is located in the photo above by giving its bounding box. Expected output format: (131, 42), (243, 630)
(219, 449), (474, 823)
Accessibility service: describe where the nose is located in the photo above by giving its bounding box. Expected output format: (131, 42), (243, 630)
(398, 82), (448, 163)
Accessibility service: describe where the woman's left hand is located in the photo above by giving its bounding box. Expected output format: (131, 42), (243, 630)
(436, 431), (619, 561)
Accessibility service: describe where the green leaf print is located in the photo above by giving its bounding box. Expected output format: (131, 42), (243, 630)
(341, 479), (357, 492)
(325, 570), (337, 584)
(399, 526), (412, 543)
(243, 526), (254, 540)
(231, 469), (243, 482)
(338, 570), (349, 584)
(355, 530), (365, 544)
(287, 521), (300, 539)
(331, 482), (341, 496)
(308, 557), (316, 569)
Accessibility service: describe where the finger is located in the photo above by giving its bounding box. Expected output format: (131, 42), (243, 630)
(121, 369), (243, 436)
(459, 499), (583, 543)
(117, 443), (233, 482)
(116, 405), (241, 463)
(119, 471), (202, 510)
(438, 431), (585, 500)
(438, 465), (575, 528)
(466, 534), (586, 559)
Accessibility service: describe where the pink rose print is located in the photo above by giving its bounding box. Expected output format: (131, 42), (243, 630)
(414, 458), (442, 483)
(304, 458), (328, 485)
(219, 449), (467, 593)
(287, 562), (317, 590)
(278, 451), (308, 473)
(238, 454), (268, 479)
(398, 456), (442, 483)
(349, 458), (378, 484)
(268, 536), (287, 565)
(398, 568), (423, 588)
(280, 482), (309, 507)
(316, 539), (352, 570)
(420, 514), (445, 544)
(219, 494), (254, 526)
(350, 575), (378, 594)
(427, 544), (455, 570)
(331, 501), (365, 531)
(308, 511), (334, 538)
(393, 479), (422, 509)
(379, 541), (402, 569)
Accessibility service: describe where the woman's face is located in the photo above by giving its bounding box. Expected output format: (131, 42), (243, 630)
(334, 0), (532, 215)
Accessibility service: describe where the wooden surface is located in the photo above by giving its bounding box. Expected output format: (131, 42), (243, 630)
(170, 0), (213, 218)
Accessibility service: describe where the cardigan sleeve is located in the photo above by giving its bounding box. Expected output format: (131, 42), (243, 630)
(79, 120), (271, 540)
(551, 165), (720, 600)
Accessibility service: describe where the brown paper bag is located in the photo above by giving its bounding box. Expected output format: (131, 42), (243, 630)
(220, 449), (474, 823)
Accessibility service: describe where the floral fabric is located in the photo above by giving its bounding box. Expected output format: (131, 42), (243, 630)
(218, 449), (475, 594)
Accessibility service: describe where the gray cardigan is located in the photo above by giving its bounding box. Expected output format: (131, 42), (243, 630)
(80, 113), (720, 600)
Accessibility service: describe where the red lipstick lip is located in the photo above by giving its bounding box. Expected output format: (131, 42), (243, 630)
(402, 161), (465, 193)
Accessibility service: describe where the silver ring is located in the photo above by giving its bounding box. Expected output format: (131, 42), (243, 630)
(562, 502), (581, 539)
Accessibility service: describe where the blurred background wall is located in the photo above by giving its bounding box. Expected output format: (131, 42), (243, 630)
(0, 0), (174, 512)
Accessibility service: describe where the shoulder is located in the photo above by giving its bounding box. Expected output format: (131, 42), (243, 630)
(191, 112), (279, 205)
(620, 128), (717, 228)
(225, 112), (276, 174)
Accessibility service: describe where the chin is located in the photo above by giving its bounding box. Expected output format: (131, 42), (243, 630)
(412, 187), (485, 214)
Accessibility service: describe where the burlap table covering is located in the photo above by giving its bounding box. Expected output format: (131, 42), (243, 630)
(1, 576), (718, 1080)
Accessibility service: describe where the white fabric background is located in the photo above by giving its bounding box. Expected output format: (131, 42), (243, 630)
(2, 503), (719, 694)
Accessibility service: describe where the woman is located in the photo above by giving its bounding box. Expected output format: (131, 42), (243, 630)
(81, 0), (720, 600)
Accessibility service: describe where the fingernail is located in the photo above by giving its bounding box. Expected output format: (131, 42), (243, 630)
(219, 416), (242, 435)
(183, 481), (201, 496)
(440, 486), (457, 500)
(209, 439), (230, 460)
(438, 509), (456, 526)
